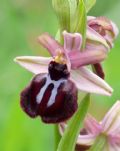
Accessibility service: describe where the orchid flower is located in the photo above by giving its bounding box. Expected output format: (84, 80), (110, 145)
(37, 30), (113, 96)
(87, 16), (119, 48)
(14, 31), (113, 123)
(87, 16), (119, 78)
(59, 101), (120, 151)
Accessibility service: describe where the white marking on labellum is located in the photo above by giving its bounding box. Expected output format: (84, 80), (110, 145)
(36, 75), (66, 107)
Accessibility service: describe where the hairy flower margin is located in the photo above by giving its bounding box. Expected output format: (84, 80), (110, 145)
(59, 101), (120, 151)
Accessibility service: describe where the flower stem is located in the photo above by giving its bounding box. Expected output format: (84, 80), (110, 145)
(88, 134), (106, 151)
(57, 94), (90, 151)
(54, 125), (61, 151)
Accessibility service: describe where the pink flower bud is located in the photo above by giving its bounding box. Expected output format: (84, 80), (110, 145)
(88, 16), (119, 48)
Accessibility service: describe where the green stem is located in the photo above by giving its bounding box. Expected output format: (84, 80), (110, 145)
(54, 125), (61, 151)
(89, 134), (106, 151)
(57, 94), (90, 151)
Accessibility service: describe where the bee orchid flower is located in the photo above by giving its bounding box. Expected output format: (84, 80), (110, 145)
(14, 31), (113, 123)
(59, 101), (120, 151)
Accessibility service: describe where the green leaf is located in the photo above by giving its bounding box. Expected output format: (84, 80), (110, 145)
(84, 0), (96, 13)
(57, 94), (90, 151)
(52, 0), (70, 32)
(54, 125), (61, 151)
(89, 134), (106, 151)
(73, 0), (87, 49)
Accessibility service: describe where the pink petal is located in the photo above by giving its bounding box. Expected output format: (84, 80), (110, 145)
(87, 16), (119, 38)
(109, 134), (120, 145)
(63, 31), (82, 52)
(87, 16), (96, 21)
(77, 134), (96, 146)
(111, 21), (119, 38)
(108, 143), (120, 151)
(70, 67), (113, 96)
(37, 32), (71, 71)
(59, 123), (96, 146)
(88, 16), (113, 31)
(14, 56), (51, 74)
(86, 39), (108, 52)
(102, 101), (120, 134)
(37, 33), (63, 56)
(108, 115), (120, 135)
(69, 49), (107, 69)
(87, 16), (119, 49)
(87, 26), (110, 50)
(84, 115), (102, 135)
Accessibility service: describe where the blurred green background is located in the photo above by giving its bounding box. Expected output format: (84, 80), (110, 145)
(0, 0), (120, 151)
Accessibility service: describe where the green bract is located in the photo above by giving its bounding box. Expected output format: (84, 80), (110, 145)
(73, 0), (87, 48)
(52, 0), (71, 32)
(52, 0), (87, 48)
(57, 94), (90, 151)
(84, 0), (96, 13)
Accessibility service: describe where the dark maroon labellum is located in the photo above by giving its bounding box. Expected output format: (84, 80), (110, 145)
(20, 61), (78, 123)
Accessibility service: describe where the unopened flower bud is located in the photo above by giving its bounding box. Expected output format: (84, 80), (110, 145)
(87, 16), (119, 48)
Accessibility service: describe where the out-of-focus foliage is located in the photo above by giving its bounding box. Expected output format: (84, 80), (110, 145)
(0, 0), (120, 151)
